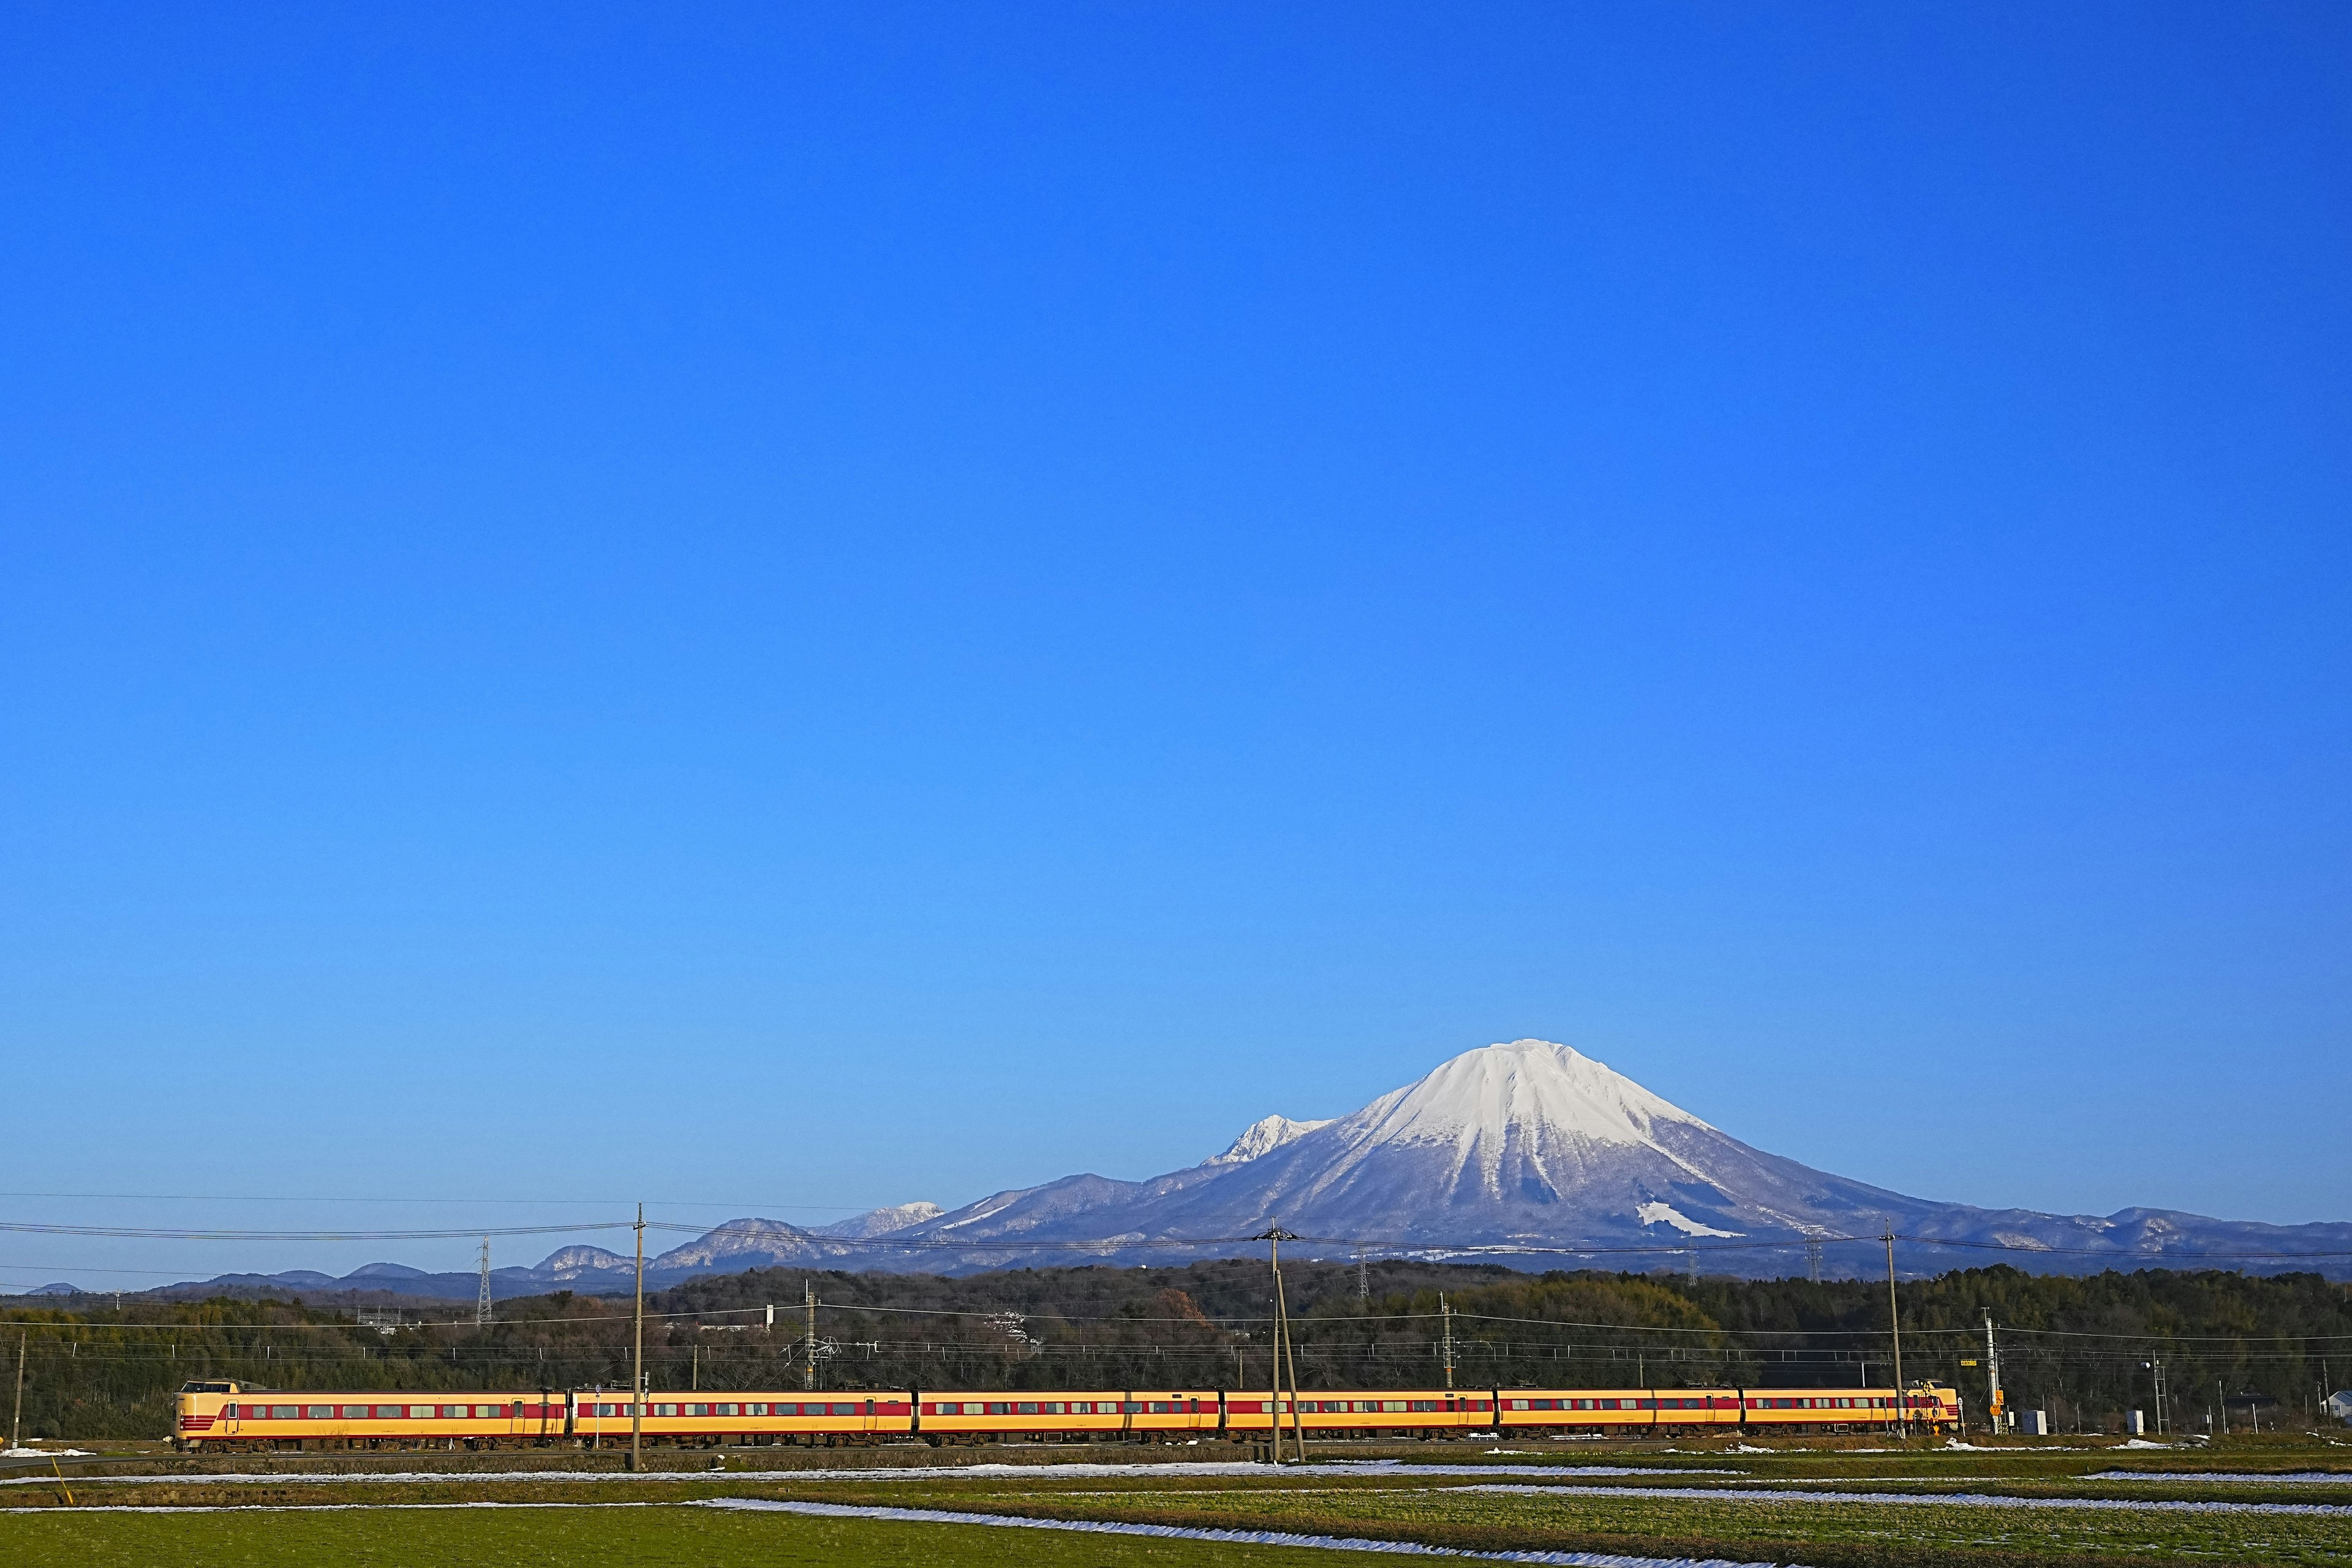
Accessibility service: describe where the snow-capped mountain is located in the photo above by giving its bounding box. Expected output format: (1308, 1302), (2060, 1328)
(88, 1039), (2352, 1301)
(1204, 1115), (1335, 1166)
(813, 1202), (944, 1238)
(876, 1039), (2352, 1278)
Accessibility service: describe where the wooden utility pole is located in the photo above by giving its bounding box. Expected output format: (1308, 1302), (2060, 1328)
(1441, 1295), (1455, 1390)
(630, 1203), (645, 1471)
(1883, 1229), (1905, 1437)
(804, 1282), (818, 1391)
(11, 1332), (24, 1451)
(1255, 1226), (1304, 1461)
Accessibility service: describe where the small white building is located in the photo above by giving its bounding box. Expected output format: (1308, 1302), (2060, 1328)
(2326, 1390), (2352, 1423)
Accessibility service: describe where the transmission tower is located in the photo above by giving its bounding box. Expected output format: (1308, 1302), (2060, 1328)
(475, 1237), (494, 1326)
(1806, 1233), (1824, 1284)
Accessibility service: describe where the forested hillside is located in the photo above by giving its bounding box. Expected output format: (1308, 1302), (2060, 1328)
(8, 1261), (2347, 1439)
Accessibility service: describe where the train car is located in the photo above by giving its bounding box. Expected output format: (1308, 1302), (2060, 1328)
(173, 1381), (917, 1451)
(1496, 1389), (1741, 1434)
(1230, 1389), (1494, 1438)
(174, 1383), (570, 1450)
(571, 1390), (914, 1445)
(1739, 1382), (1959, 1433)
(916, 1390), (1218, 1443)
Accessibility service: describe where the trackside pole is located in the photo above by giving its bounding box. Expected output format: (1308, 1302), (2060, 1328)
(631, 1204), (644, 1471)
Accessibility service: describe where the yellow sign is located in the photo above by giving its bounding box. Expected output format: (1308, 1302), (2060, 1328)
(1959, 1359), (1978, 1366)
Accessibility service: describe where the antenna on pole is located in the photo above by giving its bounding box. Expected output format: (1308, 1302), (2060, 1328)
(475, 1237), (494, 1327)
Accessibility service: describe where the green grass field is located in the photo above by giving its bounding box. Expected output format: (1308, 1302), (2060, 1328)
(0, 1506), (1435, 1568)
(7, 1437), (2351, 1568)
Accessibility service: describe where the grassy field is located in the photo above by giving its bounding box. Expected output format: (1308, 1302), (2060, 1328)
(7, 1436), (2350, 1567)
(0, 1506), (1432, 1568)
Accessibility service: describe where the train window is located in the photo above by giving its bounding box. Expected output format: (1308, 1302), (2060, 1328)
(1043, 1402), (1064, 1414)
(1147, 1401), (1167, 1414)
(1017, 1402), (1039, 1415)
(404, 1405), (431, 1418)
(833, 1403), (857, 1415)
(716, 1404), (739, 1416)
(747, 1403), (768, 1415)
(306, 1406), (331, 1419)
(654, 1404), (677, 1417)
(685, 1404), (707, 1417)
(270, 1406), (297, 1419)
(341, 1406), (367, 1419)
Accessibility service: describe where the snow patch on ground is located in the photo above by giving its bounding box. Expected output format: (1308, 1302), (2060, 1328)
(706, 1496), (1793, 1568)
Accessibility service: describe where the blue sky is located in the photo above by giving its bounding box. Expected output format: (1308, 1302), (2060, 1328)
(2, 4), (2347, 1289)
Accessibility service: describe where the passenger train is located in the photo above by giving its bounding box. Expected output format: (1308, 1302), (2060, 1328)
(173, 1379), (1961, 1449)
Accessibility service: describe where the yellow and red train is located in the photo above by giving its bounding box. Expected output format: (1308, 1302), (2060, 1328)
(174, 1378), (1960, 1450)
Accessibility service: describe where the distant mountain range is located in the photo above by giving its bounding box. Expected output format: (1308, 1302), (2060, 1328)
(53, 1039), (2352, 1301)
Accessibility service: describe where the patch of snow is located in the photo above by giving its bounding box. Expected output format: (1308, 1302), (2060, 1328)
(1, 1447), (90, 1458)
(1204, 1115), (1335, 1166)
(812, 1202), (944, 1239)
(1635, 1202), (1742, 1238)
(703, 1497), (1794, 1567)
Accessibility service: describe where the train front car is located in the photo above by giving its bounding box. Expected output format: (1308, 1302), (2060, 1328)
(174, 1384), (570, 1451)
(1231, 1389), (1493, 1439)
(173, 1380), (241, 1449)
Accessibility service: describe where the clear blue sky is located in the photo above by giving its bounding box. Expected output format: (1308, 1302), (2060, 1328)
(3, 4), (2347, 1289)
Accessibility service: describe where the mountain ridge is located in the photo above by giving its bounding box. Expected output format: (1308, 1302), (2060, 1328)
(62, 1039), (2352, 1298)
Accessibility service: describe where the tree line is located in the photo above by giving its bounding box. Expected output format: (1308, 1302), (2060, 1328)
(6, 1260), (2347, 1439)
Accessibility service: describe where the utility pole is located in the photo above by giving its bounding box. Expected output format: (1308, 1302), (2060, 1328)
(1441, 1295), (1455, 1390)
(476, 1237), (494, 1327)
(1883, 1229), (1905, 1438)
(630, 1203), (644, 1472)
(1357, 1251), (1369, 1304)
(1253, 1226), (1304, 1461)
(804, 1281), (818, 1391)
(11, 1332), (23, 1451)
(1983, 1314), (2005, 1436)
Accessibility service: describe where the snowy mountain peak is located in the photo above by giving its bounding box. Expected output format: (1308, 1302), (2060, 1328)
(1341, 1038), (1711, 1152)
(1204, 1114), (1335, 1166)
(813, 1202), (944, 1239)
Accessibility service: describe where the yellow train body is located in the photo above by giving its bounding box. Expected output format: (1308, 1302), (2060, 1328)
(172, 1377), (1959, 1449)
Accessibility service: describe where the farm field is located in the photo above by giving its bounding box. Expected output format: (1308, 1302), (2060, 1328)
(7, 1436), (2351, 1567)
